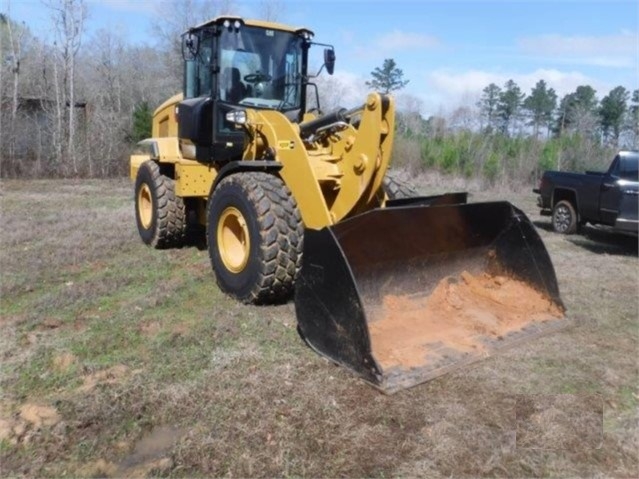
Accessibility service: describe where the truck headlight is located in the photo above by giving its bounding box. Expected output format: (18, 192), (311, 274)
(225, 110), (247, 125)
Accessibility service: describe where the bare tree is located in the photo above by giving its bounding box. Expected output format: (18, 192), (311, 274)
(45, 0), (87, 175)
(0, 10), (29, 166)
(151, 0), (238, 89)
(396, 93), (425, 135)
(448, 106), (478, 132)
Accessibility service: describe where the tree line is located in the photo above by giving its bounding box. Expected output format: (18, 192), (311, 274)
(363, 58), (637, 186)
(390, 78), (638, 187)
(476, 79), (637, 146)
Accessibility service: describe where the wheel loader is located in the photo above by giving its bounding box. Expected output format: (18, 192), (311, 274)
(130, 17), (569, 393)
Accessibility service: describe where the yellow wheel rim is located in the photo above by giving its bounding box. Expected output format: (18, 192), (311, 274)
(217, 207), (250, 273)
(138, 184), (153, 229)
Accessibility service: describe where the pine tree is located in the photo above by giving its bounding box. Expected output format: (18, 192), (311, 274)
(496, 79), (524, 136)
(523, 80), (557, 137)
(130, 102), (153, 142)
(629, 89), (639, 146)
(365, 58), (409, 94)
(477, 83), (501, 132)
(599, 86), (629, 146)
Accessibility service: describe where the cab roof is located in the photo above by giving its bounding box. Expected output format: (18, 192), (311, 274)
(191, 16), (314, 37)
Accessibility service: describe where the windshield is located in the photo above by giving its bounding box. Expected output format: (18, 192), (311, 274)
(219, 26), (303, 111)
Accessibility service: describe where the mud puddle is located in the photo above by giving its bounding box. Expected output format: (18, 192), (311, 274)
(116, 425), (186, 477)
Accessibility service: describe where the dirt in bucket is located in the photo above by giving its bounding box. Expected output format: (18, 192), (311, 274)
(368, 271), (564, 371)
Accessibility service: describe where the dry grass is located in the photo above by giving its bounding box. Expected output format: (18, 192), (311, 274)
(0, 177), (637, 478)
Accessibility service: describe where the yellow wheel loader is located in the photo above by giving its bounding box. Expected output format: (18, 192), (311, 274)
(130, 17), (569, 393)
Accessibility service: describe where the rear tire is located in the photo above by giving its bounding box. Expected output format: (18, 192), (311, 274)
(207, 172), (303, 304)
(552, 200), (578, 234)
(134, 161), (186, 248)
(384, 170), (418, 199)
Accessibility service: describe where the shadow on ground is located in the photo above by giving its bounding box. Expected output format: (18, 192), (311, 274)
(184, 224), (207, 251)
(533, 220), (637, 256)
(568, 226), (637, 257)
(532, 219), (553, 232)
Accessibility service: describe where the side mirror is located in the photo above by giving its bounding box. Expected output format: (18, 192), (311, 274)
(182, 33), (200, 61)
(324, 48), (336, 75)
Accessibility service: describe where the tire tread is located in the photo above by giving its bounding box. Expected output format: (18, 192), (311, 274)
(208, 172), (303, 304)
(384, 170), (418, 199)
(136, 161), (186, 248)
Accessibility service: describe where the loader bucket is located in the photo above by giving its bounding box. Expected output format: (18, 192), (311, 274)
(295, 195), (568, 393)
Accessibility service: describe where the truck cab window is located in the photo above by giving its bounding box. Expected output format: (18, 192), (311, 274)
(609, 157), (621, 177)
(620, 158), (639, 181)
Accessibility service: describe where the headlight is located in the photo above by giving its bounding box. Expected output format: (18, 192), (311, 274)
(225, 110), (247, 125)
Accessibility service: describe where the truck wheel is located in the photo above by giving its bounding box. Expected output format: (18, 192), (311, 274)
(384, 170), (418, 199)
(207, 172), (303, 304)
(552, 200), (578, 234)
(135, 161), (186, 248)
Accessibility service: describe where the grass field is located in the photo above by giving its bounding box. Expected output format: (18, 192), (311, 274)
(1, 177), (637, 477)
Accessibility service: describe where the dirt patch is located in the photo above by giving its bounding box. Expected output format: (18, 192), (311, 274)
(79, 365), (129, 392)
(139, 321), (162, 337)
(19, 403), (60, 428)
(77, 459), (118, 477)
(171, 322), (190, 336)
(37, 318), (63, 330)
(0, 418), (15, 440)
(53, 352), (77, 372)
(369, 271), (564, 370)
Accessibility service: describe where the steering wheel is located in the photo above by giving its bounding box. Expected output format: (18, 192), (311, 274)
(244, 72), (272, 83)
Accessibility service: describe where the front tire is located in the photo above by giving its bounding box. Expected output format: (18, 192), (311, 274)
(383, 170), (418, 200)
(552, 200), (578, 234)
(207, 172), (303, 304)
(134, 161), (186, 248)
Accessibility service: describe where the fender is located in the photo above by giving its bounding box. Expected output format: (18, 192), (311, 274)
(551, 187), (581, 222)
(211, 160), (283, 192)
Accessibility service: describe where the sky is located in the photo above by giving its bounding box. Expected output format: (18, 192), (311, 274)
(5, 0), (639, 115)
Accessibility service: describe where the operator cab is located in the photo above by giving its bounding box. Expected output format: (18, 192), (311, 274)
(177, 17), (333, 163)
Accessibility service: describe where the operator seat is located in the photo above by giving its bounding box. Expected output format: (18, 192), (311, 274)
(223, 67), (247, 103)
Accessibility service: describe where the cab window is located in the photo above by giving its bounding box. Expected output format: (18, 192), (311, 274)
(184, 31), (214, 99)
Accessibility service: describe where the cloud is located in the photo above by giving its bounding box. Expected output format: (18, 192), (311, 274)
(517, 31), (638, 68)
(375, 30), (441, 53)
(315, 67), (615, 117)
(417, 68), (614, 115)
(315, 70), (368, 110)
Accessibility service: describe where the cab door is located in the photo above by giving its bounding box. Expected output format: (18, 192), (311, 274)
(178, 30), (215, 161)
(210, 31), (255, 162)
(599, 155), (621, 225)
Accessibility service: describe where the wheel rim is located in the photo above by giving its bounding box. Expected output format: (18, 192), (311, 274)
(138, 184), (153, 229)
(554, 205), (571, 232)
(217, 207), (250, 273)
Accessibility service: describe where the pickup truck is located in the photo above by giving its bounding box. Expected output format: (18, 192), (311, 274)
(534, 150), (638, 235)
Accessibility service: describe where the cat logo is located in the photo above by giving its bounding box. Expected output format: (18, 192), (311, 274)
(278, 140), (295, 150)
